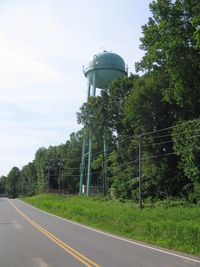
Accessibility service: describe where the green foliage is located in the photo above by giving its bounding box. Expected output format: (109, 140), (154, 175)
(185, 0), (200, 49)
(34, 147), (48, 192)
(60, 132), (82, 193)
(23, 194), (200, 256)
(123, 72), (181, 200)
(173, 119), (200, 202)
(0, 176), (6, 194)
(108, 150), (138, 200)
(19, 163), (38, 196)
(108, 75), (137, 135)
(33, 132), (83, 195)
(77, 90), (110, 133)
(124, 71), (176, 133)
(6, 167), (20, 197)
(136, 0), (200, 118)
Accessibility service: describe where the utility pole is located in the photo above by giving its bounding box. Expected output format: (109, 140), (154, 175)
(139, 134), (143, 209)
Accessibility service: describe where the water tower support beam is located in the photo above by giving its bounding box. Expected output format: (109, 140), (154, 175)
(87, 73), (96, 196)
(79, 84), (91, 194)
(103, 129), (108, 196)
(116, 131), (120, 151)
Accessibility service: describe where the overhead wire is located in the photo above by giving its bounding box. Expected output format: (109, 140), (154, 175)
(56, 140), (200, 177)
(141, 118), (198, 137)
(46, 120), (200, 178)
(143, 126), (200, 141)
(50, 119), (200, 165)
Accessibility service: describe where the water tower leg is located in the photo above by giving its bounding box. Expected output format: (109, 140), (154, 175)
(87, 82), (91, 98)
(87, 131), (92, 196)
(103, 130), (108, 196)
(79, 84), (91, 194)
(87, 74), (96, 196)
(79, 131), (87, 194)
(116, 131), (120, 151)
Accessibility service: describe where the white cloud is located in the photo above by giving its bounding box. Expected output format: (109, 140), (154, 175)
(0, 33), (64, 88)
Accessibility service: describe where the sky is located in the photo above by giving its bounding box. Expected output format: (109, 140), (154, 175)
(0, 0), (151, 176)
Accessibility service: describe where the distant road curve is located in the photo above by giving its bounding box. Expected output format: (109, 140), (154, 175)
(0, 197), (200, 267)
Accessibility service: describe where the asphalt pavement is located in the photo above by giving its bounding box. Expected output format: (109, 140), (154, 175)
(0, 197), (200, 267)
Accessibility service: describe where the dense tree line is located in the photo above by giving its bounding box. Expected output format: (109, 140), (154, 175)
(2, 0), (200, 203)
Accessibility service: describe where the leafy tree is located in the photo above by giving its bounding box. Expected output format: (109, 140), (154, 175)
(124, 71), (177, 133)
(33, 132), (83, 194)
(19, 163), (38, 196)
(124, 72), (180, 199)
(0, 176), (6, 194)
(108, 151), (138, 200)
(185, 0), (200, 49)
(6, 167), (20, 197)
(136, 0), (200, 119)
(34, 147), (48, 193)
(45, 146), (61, 190)
(108, 75), (137, 137)
(173, 119), (200, 202)
(60, 132), (83, 194)
(77, 91), (110, 134)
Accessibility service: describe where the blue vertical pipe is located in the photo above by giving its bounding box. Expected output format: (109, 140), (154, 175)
(116, 133), (120, 151)
(103, 130), (108, 196)
(86, 132), (92, 196)
(103, 88), (108, 196)
(87, 73), (96, 196)
(87, 83), (91, 98)
(79, 84), (91, 194)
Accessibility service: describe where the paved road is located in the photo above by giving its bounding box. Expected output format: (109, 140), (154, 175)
(0, 198), (200, 267)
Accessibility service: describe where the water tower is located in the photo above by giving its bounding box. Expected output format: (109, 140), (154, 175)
(80, 51), (127, 196)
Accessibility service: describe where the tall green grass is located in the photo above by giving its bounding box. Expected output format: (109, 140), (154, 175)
(22, 194), (200, 256)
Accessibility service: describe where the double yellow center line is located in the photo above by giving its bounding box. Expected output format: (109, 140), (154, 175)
(9, 201), (100, 267)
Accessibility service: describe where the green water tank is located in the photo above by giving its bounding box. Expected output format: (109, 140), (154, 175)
(84, 51), (127, 89)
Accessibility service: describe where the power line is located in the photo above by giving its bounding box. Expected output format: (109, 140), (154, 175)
(91, 119), (200, 155)
(52, 131), (200, 172)
(108, 159), (138, 171)
(48, 131), (200, 175)
(58, 173), (80, 177)
(54, 144), (200, 180)
(142, 139), (173, 148)
(142, 146), (200, 162)
(142, 133), (200, 148)
(83, 119), (199, 162)
(142, 152), (176, 161)
(145, 127), (200, 141)
(46, 119), (200, 172)
(143, 133), (172, 140)
(141, 118), (198, 137)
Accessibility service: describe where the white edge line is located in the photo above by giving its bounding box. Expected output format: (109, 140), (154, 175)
(16, 199), (200, 264)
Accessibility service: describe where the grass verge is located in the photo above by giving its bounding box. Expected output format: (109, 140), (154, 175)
(22, 194), (200, 256)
